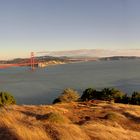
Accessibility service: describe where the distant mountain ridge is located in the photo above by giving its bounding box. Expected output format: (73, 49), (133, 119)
(1, 49), (140, 64)
(100, 56), (140, 61)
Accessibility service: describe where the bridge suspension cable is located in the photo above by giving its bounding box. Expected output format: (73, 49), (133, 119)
(30, 52), (35, 71)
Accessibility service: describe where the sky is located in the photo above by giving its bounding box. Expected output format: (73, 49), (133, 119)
(0, 0), (140, 59)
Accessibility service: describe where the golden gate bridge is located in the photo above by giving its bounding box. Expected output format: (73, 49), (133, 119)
(0, 52), (37, 70)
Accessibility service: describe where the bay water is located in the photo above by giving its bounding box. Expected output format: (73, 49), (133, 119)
(0, 59), (140, 104)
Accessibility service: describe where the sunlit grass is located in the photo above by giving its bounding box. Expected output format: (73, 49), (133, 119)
(0, 102), (140, 139)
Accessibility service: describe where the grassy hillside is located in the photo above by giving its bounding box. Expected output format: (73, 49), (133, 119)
(0, 101), (140, 140)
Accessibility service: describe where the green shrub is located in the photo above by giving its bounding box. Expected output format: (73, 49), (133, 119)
(0, 92), (16, 106)
(53, 88), (80, 104)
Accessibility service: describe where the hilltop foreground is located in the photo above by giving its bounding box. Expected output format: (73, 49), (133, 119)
(0, 101), (140, 140)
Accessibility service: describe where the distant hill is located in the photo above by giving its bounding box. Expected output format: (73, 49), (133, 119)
(1, 49), (140, 64)
(0, 56), (72, 64)
(100, 56), (140, 61)
(1, 55), (140, 65)
(0, 55), (98, 64)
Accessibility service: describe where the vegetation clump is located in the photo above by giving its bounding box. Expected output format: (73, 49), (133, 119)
(104, 112), (124, 121)
(53, 88), (80, 104)
(80, 87), (140, 106)
(0, 92), (16, 106)
(45, 112), (70, 124)
(81, 88), (124, 103)
(53, 88), (140, 106)
(81, 88), (97, 101)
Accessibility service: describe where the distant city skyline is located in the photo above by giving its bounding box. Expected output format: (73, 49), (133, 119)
(0, 0), (140, 59)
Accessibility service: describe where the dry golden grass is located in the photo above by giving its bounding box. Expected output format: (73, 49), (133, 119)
(0, 101), (140, 140)
(83, 122), (140, 140)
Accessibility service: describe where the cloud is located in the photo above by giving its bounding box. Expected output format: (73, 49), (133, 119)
(37, 49), (140, 57)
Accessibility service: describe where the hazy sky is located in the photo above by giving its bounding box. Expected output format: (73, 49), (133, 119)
(0, 0), (140, 59)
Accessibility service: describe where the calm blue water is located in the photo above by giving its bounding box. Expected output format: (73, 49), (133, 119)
(0, 59), (140, 105)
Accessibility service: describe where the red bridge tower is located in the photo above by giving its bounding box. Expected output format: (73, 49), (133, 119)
(30, 52), (35, 70)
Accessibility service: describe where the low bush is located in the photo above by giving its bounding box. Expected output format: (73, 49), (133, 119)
(0, 92), (16, 106)
(53, 88), (80, 104)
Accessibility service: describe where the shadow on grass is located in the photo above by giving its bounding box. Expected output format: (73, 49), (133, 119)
(0, 127), (19, 140)
(20, 111), (50, 120)
(123, 112), (140, 123)
(44, 123), (60, 140)
(75, 116), (91, 125)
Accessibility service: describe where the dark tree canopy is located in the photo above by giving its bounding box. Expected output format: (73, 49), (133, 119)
(131, 92), (140, 105)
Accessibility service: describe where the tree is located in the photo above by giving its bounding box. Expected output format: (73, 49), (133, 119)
(101, 88), (113, 101)
(121, 94), (131, 104)
(0, 92), (16, 106)
(101, 88), (124, 102)
(53, 88), (80, 104)
(81, 88), (125, 102)
(131, 92), (140, 105)
(81, 88), (97, 101)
